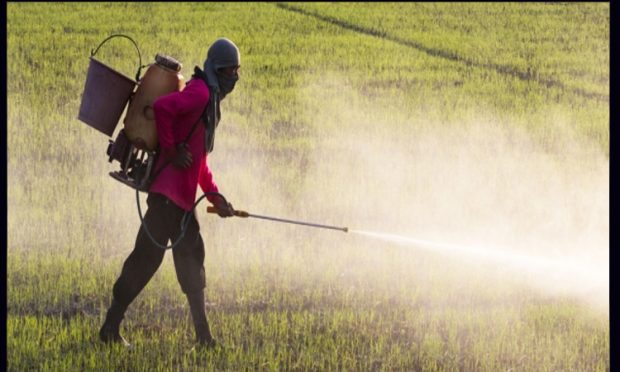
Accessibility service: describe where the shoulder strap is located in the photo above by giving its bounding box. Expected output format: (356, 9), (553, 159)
(182, 103), (209, 144)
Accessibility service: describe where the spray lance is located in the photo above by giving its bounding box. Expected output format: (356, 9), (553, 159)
(206, 205), (349, 233)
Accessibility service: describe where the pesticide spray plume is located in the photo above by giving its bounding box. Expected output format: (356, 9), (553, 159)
(349, 228), (600, 273)
(348, 229), (607, 304)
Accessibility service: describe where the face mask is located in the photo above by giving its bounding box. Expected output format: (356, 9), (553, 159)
(217, 71), (238, 99)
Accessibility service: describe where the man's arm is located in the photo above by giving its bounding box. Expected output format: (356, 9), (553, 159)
(198, 156), (219, 198)
(198, 156), (234, 217)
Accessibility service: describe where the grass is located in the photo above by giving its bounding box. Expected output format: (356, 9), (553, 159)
(7, 247), (609, 370)
(7, 2), (609, 371)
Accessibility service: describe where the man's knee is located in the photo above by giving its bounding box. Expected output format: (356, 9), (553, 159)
(177, 266), (206, 294)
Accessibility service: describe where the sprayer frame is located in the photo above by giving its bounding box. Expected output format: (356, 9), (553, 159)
(107, 129), (158, 192)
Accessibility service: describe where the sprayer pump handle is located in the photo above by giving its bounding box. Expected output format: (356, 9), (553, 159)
(206, 206), (249, 218)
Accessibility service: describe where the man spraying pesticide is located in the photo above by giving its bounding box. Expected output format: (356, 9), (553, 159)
(97, 38), (240, 349)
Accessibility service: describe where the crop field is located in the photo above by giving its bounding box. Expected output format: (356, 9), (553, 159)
(7, 2), (609, 371)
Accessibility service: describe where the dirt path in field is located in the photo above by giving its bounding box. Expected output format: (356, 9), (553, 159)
(276, 3), (608, 102)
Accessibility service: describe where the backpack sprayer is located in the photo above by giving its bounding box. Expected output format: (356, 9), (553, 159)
(77, 34), (179, 191)
(77, 35), (348, 249)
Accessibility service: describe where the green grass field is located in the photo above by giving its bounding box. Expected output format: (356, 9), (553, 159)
(7, 3), (609, 371)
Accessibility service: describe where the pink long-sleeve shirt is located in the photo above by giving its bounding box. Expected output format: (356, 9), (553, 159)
(149, 78), (219, 211)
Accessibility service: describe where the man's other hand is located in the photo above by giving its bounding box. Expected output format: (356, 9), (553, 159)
(214, 201), (235, 218)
